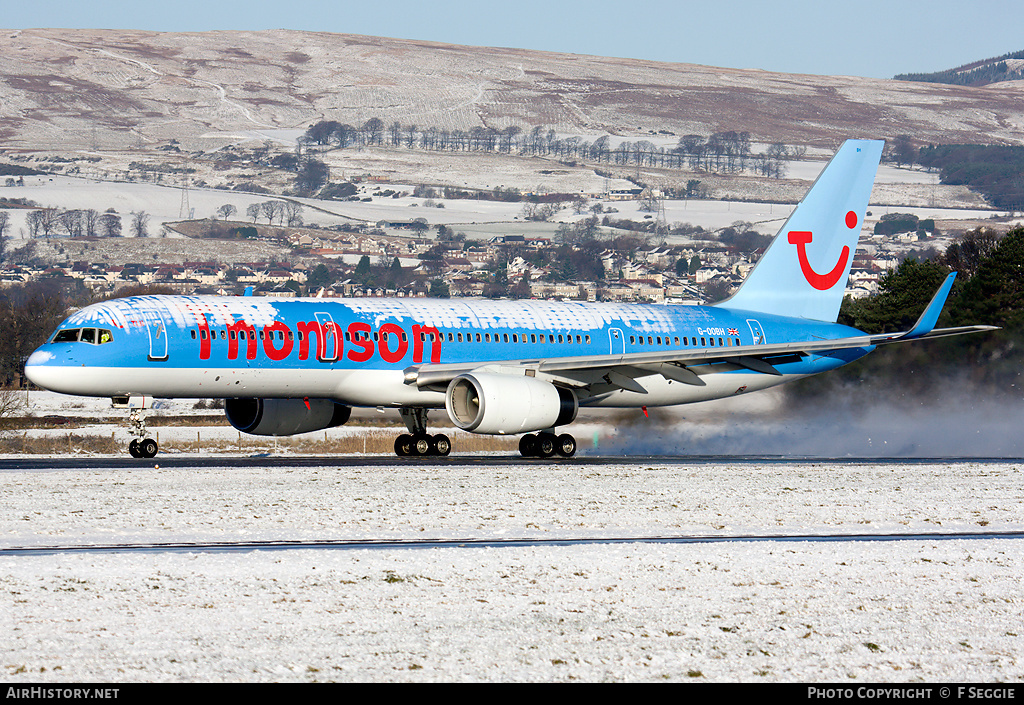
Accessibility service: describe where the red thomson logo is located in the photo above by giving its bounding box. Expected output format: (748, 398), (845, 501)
(787, 211), (858, 290)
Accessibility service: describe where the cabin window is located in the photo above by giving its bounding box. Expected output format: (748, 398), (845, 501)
(448, 333), (454, 342)
(485, 333), (491, 342)
(503, 333), (509, 343)
(674, 337), (680, 345)
(585, 335), (591, 344)
(530, 334), (536, 343)
(475, 333), (481, 343)
(190, 330), (197, 340)
(512, 333), (518, 343)
(701, 337), (706, 346)
(718, 338), (724, 347)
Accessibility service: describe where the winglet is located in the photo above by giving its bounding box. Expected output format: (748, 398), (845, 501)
(899, 272), (957, 340)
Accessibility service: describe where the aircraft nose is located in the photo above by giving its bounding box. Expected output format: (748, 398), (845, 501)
(24, 348), (78, 394)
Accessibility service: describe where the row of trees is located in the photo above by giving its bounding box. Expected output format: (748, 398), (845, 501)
(302, 120), (799, 178)
(238, 200), (304, 227)
(17, 207), (151, 239)
(895, 50), (1024, 87)
(0, 279), (92, 384)
(885, 139), (1024, 211)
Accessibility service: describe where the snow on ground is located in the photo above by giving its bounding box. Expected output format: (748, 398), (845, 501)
(3, 156), (1005, 251)
(2, 457), (1023, 682)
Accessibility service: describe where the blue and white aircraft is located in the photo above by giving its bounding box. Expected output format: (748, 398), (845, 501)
(25, 140), (993, 458)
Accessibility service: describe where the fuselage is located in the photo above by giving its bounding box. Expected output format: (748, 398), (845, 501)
(25, 294), (872, 409)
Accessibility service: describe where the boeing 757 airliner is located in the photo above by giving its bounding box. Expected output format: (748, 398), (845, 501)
(25, 140), (994, 458)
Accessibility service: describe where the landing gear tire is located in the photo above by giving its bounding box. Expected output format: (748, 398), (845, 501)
(411, 433), (432, 456)
(519, 434), (538, 457)
(395, 434), (412, 456)
(556, 433), (577, 458)
(536, 432), (557, 458)
(139, 438), (158, 458)
(433, 433), (451, 456)
(129, 438), (158, 458)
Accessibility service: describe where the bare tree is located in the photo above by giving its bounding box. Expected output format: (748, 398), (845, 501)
(57, 209), (81, 237)
(99, 211), (122, 237)
(259, 200), (281, 225)
(82, 209), (100, 238)
(25, 210), (42, 238)
(246, 203), (261, 223)
(283, 201), (303, 227)
(130, 211), (150, 238)
(217, 204), (237, 220)
(0, 212), (9, 263)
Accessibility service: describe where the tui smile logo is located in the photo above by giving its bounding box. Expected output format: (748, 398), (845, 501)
(788, 210), (858, 290)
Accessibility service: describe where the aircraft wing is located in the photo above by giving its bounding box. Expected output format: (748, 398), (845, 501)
(404, 323), (997, 392)
(406, 273), (995, 392)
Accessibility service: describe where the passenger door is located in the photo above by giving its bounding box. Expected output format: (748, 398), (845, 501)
(145, 309), (169, 361)
(608, 327), (625, 355)
(314, 312), (339, 362)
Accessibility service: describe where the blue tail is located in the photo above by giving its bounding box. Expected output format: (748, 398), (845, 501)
(717, 139), (884, 322)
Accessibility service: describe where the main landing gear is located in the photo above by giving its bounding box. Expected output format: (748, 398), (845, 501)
(518, 431), (577, 458)
(394, 408), (451, 457)
(391, 409), (577, 459)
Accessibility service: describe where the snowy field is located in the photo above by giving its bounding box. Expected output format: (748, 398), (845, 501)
(3, 457), (1023, 682)
(2, 155), (1008, 251)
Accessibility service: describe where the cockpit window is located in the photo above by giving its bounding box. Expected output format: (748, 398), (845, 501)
(50, 328), (114, 345)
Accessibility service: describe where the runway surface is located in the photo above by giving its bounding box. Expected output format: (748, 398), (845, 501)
(2, 453), (1023, 471)
(5, 454), (1024, 681)
(4, 530), (1024, 557)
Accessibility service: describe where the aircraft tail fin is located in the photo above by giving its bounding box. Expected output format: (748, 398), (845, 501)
(716, 139), (884, 322)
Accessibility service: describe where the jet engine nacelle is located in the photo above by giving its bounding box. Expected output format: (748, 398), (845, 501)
(445, 372), (577, 435)
(224, 398), (352, 436)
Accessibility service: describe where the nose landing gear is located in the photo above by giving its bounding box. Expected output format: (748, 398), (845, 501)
(114, 396), (160, 459)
